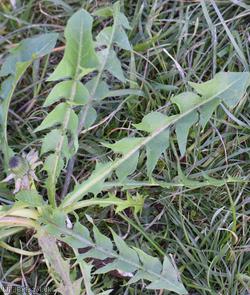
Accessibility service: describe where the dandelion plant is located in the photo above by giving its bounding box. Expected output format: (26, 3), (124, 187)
(0, 1), (250, 294)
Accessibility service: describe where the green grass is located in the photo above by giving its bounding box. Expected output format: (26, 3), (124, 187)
(0, 0), (250, 294)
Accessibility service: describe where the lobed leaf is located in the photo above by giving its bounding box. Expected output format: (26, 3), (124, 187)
(62, 72), (250, 208)
(37, 4), (133, 201)
(41, 213), (187, 294)
(38, 9), (99, 200)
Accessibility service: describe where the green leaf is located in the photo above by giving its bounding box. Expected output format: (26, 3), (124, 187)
(43, 81), (89, 107)
(15, 190), (44, 207)
(87, 162), (112, 195)
(104, 138), (144, 181)
(96, 27), (113, 45)
(116, 151), (139, 182)
(112, 230), (139, 272)
(133, 248), (162, 281)
(189, 72), (250, 108)
(146, 130), (169, 176)
(85, 78), (110, 101)
(60, 44), (250, 213)
(133, 112), (170, 133)
(0, 34), (58, 167)
(42, 208), (68, 236)
(93, 3), (131, 31)
(35, 103), (67, 132)
(48, 9), (98, 81)
(104, 137), (144, 154)
(80, 225), (114, 260)
(134, 113), (171, 175)
(108, 193), (144, 214)
(67, 162), (113, 199)
(0, 34), (58, 166)
(42, 214), (187, 294)
(0, 33), (58, 77)
(199, 99), (220, 128)
(98, 49), (125, 82)
(82, 106), (97, 129)
(93, 6), (113, 17)
(37, 9), (105, 205)
(0, 62), (30, 167)
(171, 92), (203, 113)
(75, 257), (94, 295)
(34, 103), (76, 134)
(68, 109), (79, 151)
(41, 209), (187, 294)
(95, 229), (139, 274)
(146, 256), (187, 294)
(117, 11), (131, 30)
(44, 154), (64, 180)
(175, 113), (198, 157)
(93, 224), (113, 254)
(97, 26), (131, 51)
(41, 129), (70, 160)
(63, 222), (92, 249)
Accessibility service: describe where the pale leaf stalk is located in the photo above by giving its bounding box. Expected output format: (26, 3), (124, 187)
(38, 231), (78, 295)
(0, 206), (39, 219)
(0, 216), (39, 229)
(0, 241), (42, 256)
